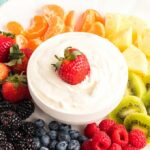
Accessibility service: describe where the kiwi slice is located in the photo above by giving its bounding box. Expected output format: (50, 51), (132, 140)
(124, 113), (150, 143)
(142, 91), (150, 115)
(109, 96), (147, 124)
(127, 72), (146, 98)
(143, 75), (150, 91)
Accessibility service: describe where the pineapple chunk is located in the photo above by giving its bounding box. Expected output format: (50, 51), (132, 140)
(105, 13), (123, 38)
(123, 45), (148, 75)
(138, 29), (150, 57)
(111, 27), (132, 51)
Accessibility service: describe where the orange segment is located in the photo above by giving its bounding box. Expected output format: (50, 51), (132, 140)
(28, 38), (42, 51)
(6, 21), (24, 35)
(42, 4), (64, 20)
(65, 10), (75, 28)
(25, 16), (48, 39)
(63, 26), (74, 33)
(88, 22), (105, 37)
(43, 16), (64, 40)
(16, 34), (28, 49)
(75, 9), (105, 32)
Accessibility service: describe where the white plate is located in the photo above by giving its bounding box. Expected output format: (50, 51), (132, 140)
(0, 0), (150, 149)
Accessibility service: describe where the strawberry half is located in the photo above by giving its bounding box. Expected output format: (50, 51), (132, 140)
(53, 47), (90, 85)
(0, 34), (15, 62)
(6, 44), (33, 73)
(2, 73), (30, 103)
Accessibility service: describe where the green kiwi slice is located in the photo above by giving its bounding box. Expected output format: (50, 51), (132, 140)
(142, 91), (150, 115)
(127, 72), (146, 98)
(109, 96), (147, 124)
(143, 75), (150, 91)
(124, 113), (150, 143)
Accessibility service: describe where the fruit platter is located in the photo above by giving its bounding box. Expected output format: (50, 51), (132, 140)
(0, 0), (150, 149)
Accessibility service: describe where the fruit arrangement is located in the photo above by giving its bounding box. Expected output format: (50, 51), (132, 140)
(0, 2), (150, 150)
(82, 119), (147, 150)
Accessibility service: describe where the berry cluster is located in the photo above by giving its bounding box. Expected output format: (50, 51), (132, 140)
(82, 119), (147, 150)
(33, 119), (88, 150)
(0, 98), (35, 150)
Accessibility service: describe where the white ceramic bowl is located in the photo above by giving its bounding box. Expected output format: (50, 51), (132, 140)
(27, 32), (128, 125)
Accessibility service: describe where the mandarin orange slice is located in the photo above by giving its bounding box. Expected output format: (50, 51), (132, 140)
(88, 22), (105, 37)
(16, 34), (28, 49)
(43, 16), (64, 40)
(28, 38), (42, 51)
(6, 21), (24, 35)
(65, 10), (75, 28)
(63, 26), (74, 33)
(42, 4), (64, 20)
(74, 9), (105, 32)
(25, 16), (48, 39)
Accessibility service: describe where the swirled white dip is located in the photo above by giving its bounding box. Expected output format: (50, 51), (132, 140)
(27, 32), (128, 114)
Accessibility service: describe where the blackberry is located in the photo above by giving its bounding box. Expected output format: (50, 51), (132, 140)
(0, 130), (7, 142)
(0, 101), (15, 113)
(0, 142), (15, 150)
(7, 130), (23, 143)
(20, 122), (36, 137)
(16, 100), (35, 120)
(0, 111), (22, 130)
(14, 138), (37, 150)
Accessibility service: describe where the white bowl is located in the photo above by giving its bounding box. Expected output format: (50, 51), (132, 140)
(27, 32), (128, 125)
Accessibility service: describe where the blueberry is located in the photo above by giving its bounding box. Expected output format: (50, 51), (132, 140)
(68, 140), (80, 150)
(39, 147), (49, 150)
(69, 130), (80, 140)
(78, 135), (88, 143)
(47, 130), (57, 140)
(35, 128), (47, 137)
(33, 137), (41, 149)
(48, 121), (60, 131)
(34, 119), (45, 128)
(58, 131), (71, 142)
(41, 134), (50, 146)
(48, 140), (57, 150)
(56, 141), (68, 150)
(59, 123), (71, 132)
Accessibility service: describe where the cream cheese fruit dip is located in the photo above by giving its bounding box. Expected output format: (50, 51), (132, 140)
(27, 32), (128, 115)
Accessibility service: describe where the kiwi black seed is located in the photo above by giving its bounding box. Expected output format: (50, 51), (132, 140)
(109, 96), (147, 124)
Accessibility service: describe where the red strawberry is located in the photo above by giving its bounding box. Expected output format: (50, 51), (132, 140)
(53, 47), (90, 85)
(0, 63), (10, 81)
(2, 74), (30, 103)
(0, 35), (15, 62)
(7, 45), (33, 73)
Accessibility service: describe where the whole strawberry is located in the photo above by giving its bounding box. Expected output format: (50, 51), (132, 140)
(0, 34), (15, 62)
(2, 73), (30, 103)
(53, 47), (90, 85)
(6, 44), (33, 73)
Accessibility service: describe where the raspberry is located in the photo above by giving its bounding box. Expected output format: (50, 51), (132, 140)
(81, 141), (92, 150)
(129, 129), (146, 149)
(84, 123), (100, 138)
(123, 145), (140, 150)
(99, 119), (116, 133)
(111, 126), (128, 147)
(109, 143), (122, 150)
(91, 131), (111, 150)
(108, 124), (126, 136)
